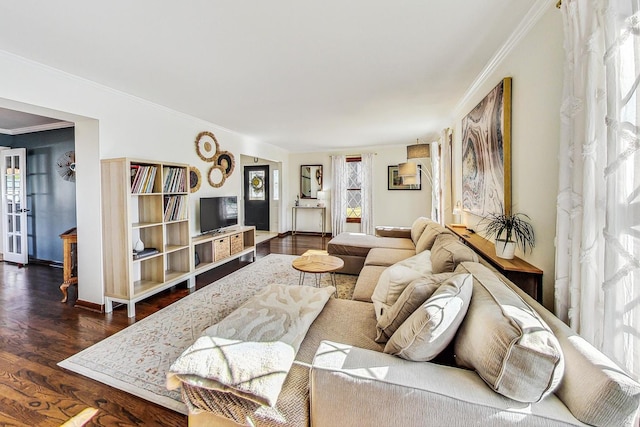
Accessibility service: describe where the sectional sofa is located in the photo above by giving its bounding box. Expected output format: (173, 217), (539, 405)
(181, 218), (640, 426)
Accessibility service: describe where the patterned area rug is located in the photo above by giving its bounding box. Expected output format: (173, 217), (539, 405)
(58, 254), (356, 415)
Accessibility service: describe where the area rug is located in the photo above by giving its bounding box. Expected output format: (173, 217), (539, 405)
(58, 254), (356, 415)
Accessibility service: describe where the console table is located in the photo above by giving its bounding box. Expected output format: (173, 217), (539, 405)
(446, 224), (543, 302)
(292, 206), (326, 236)
(59, 227), (78, 303)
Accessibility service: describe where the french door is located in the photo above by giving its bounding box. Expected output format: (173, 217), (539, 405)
(2, 148), (28, 265)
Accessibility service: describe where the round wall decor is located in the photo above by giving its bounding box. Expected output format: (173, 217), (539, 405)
(215, 151), (235, 176)
(189, 166), (202, 193)
(207, 164), (226, 188)
(195, 131), (219, 161)
(56, 150), (76, 182)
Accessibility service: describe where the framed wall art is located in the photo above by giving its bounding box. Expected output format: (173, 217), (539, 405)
(461, 77), (512, 216)
(388, 165), (421, 190)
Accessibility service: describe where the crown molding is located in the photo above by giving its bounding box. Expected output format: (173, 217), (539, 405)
(452, 0), (555, 118)
(0, 120), (75, 135)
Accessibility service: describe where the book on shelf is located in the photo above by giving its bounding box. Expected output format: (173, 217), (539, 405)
(163, 194), (188, 222)
(163, 166), (186, 193)
(131, 165), (158, 194)
(133, 247), (159, 260)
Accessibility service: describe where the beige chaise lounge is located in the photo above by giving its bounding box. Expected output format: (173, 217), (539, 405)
(179, 218), (640, 426)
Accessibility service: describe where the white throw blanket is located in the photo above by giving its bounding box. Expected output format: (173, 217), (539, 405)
(167, 283), (335, 407)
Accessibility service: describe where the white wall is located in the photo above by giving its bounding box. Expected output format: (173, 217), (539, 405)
(451, 7), (563, 308)
(0, 50), (289, 305)
(289, 145), (430, 235)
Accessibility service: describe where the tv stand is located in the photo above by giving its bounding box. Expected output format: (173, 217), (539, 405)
(190, 226), (256, 282)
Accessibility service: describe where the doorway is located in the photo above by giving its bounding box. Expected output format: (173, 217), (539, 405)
(244, 165), (270, 231)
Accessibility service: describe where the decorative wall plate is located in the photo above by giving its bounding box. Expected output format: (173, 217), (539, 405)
(215, 151), (235, 176)
(207, 164), (226, 188)
(189, 166), (202, 193)
(195, 131), (219, 161)
(56, 150), (76, 182)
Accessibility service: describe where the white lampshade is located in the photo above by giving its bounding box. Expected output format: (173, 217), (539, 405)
(398, 162), (418, 177)
(402, 175), (419, 185)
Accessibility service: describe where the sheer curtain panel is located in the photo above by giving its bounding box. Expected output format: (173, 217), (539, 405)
(360, 153), (375, 235)
(331, 155), (347, 236)
(556, 0), (640, 379)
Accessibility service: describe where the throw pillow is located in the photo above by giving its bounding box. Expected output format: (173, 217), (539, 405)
(410, 217), (431, 245)
(453, 262), (564, 403)
(375, 273), (455, 343)
(430, 233), (478, 273)
(370, 250), (434, 320)
(384, 273), (473, 361)
(414, 221), (450, 253)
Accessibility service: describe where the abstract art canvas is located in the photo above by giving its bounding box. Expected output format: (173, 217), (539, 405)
(462, 77), (512, 216)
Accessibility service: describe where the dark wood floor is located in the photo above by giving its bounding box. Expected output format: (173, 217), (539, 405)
(0, 235), (330, 427)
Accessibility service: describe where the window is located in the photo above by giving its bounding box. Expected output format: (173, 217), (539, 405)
(346, 156), (361, 223)
(272, 169), (279, 200)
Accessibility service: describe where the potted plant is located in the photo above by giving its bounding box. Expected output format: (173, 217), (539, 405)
(480, 211), (535, 259)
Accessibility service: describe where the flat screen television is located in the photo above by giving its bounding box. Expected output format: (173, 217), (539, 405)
(200, 196), (238, 234)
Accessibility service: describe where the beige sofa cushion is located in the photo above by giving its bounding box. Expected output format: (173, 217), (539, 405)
(454, 262), (564, 403)
(415, 221), (450, 253)
(384, 273), (473, 361)
(364, 248), (415, 267)
(410, 217), (430, 245)
(371, 250), (433, 319)
(375, 273), (455, 343)
(352, 265), (387, 302)
(430, 234), (478, 273)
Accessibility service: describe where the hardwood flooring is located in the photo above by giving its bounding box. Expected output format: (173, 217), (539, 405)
(0, 234), (329, 426)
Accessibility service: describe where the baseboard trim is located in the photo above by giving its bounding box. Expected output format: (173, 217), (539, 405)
(74, 299), (104, 313)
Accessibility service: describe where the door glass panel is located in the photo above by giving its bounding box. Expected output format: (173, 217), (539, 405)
(8, 236), (13, 253)
(7, 212), (13, 232)
(15, 215), (20, 232)
(4, 155), (11, 171)
(15, 236), (21, 254)
(6, 201), (12, 214)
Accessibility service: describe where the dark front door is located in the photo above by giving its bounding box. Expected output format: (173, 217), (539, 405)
(244, 165), (270, 231)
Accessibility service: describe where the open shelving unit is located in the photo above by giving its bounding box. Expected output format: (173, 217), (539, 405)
(101, 157), (191, 317)
(192, 226), (256, 275)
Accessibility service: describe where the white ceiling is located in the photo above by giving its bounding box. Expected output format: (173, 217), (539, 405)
(0, 1), (547, 151)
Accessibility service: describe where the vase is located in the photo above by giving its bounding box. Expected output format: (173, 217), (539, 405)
(134, 239), (145, 252)
(495, 239), (516, 259)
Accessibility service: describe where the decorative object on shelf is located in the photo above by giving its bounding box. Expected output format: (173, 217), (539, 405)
(462, 77), (512, 217)
(207, 164), (226, 188)
(480, 211), (535, 260)
(133, 239), (145, 252)
(189, 166), (202, 193)
(56, 150), (76, 182)
(195, 131), (219, 162)
(389, 164), (421, 190)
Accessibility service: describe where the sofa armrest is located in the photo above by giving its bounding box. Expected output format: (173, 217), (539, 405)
(375, 226), (411, 238)
(310, 341), (582, 427)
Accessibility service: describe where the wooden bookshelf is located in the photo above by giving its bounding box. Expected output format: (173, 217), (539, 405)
(445, 224), (543, 302)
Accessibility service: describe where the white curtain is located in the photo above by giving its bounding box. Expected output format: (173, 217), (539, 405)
(556, 0), (640, 379)
(361, 152), (375, 235)
(331, 155), (347, 236)
(430, 140), (441, 224)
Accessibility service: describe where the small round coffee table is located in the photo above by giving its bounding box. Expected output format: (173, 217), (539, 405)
(292, 254), (344, 296)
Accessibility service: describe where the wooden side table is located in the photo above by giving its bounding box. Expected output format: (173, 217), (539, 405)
(292, 254), (344, 296)
(59, 227), (78, 303)
(445, 224), (543, 302)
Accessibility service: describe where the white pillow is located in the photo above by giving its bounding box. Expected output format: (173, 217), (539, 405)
(371, 250), (433, 320)
(375, 273), (454, 343)
(384, 273), (473, 362)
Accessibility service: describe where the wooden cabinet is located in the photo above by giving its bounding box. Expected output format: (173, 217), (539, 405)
(101, 158), (191, 317)
(445, 224), (543, 302)
(192, 226), (256, 273)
